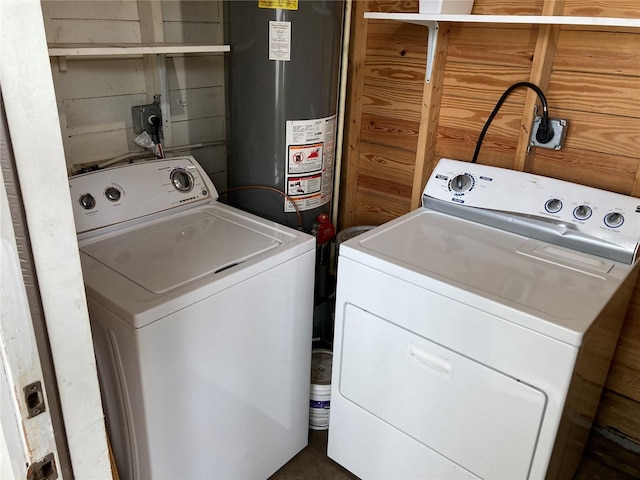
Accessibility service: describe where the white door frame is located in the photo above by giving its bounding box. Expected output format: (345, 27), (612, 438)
(1, 0), (112, 478)
(1, 166), (60, 478)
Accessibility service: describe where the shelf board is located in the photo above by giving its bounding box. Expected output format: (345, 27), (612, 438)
(48, 43), (230, 57)
(364, 12), (640, 28)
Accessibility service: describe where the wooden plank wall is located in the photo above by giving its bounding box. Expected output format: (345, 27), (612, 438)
(338, 0), (640, 467)
(41, 0), (227, 189)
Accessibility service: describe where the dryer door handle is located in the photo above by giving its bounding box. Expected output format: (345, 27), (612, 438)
(408, 345), (454, 381)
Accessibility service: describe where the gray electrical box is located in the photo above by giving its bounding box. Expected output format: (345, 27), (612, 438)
(132, 95), (162, 138)
(530, 115), (568, 150)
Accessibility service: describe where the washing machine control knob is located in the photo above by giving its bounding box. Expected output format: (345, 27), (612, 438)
(170, 168), (194, 193)
(604, 212), (624, 229)
(449, 174), (474, 193)
(105, 186), (121, 202)
(79, 193), (96, 210)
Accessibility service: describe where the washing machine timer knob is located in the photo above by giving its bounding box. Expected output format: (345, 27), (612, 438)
(79, 193), (96, 210)
(170, 168), (194, 193)
(449, 173), (474, 194)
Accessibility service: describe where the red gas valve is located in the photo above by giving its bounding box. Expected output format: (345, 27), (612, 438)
(314, 213), (335, 244)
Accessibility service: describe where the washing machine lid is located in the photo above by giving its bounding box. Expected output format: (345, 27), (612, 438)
(81, 209), (281, 294)
(340, 208), (636, 345)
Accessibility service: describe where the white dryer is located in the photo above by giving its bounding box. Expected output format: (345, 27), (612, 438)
(69, 156), (315, 480)
(327, 158), (640, 480)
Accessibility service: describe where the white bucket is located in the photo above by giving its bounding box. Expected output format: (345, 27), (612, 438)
(335, 226), (374, 272)
(419, 0), (474, 14)
(309, 349), (332, 430)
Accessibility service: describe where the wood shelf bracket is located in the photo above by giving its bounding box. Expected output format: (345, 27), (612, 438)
(425, 21), (439, 83)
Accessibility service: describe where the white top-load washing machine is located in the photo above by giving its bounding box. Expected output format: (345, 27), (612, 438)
(327, 158), (640, 480)
(69, 156), (315, 480)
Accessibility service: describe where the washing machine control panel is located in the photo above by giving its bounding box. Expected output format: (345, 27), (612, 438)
(423, 158), (640, 264)
(69, 156), (217, 234)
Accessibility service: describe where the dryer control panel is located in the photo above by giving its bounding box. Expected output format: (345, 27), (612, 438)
(69, 156), (217, 234)
(423, 158), (640, 264)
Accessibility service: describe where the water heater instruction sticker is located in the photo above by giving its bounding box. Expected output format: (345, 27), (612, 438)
(285, 116), (336, 212)
(269, 21), (291, 61)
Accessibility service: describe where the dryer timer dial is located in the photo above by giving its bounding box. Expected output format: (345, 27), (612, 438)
(449, 174), (474, 193)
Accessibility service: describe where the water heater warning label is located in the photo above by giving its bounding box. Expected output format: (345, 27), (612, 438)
(259, 0), (298, 10)
(285, 116), (336, 212)
(288, 174), (322, 195)
(289, 143), (324, 173)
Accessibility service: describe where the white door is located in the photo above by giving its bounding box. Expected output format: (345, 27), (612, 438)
(1, 1), (112, 478)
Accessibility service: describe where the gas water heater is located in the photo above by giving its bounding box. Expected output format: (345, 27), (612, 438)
(226, 0), (345, 232)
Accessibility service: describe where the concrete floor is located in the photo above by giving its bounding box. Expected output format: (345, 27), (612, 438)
(269, 429), (636, 480)
(269, 429), (356, 480)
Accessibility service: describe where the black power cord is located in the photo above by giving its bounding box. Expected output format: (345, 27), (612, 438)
(149, 114), (162, 145)
(471, 81), (553, 164)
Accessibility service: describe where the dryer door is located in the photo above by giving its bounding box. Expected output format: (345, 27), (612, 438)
(339, 304), (547, 480)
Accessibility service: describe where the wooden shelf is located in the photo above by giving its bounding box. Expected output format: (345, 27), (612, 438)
(364, 12), (640, 28)
(48, 43), (230, 57)
(364, 13), (639, 83)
